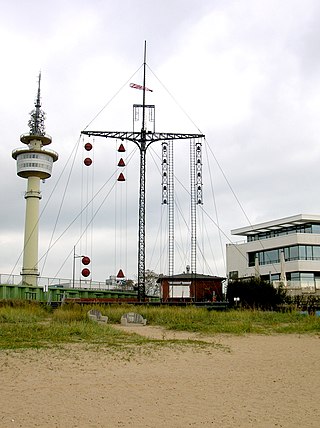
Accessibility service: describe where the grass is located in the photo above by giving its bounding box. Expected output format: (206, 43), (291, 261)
(0, 302), (318, 350)
(0, 303), (150, 350)
(103, 305), (320, 335)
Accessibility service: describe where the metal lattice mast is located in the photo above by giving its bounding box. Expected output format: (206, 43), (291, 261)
(190, 138), (197, 273)
(161, 142), (169, 269)
(138, 135), (147, 297)
(161, 143), (168, 205)
(81, 42), (204, 301)
(190, 138), (203, 274)
(196, 140), (203, 205)
(162, 140), (174, 275)
(168, 140), (174, 276)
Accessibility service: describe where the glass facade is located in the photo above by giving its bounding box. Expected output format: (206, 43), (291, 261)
(287, 272), (317, 288)
(248, 244), (320, 266)
(264, 272), (320, 288)
(247, 223), (320, 242)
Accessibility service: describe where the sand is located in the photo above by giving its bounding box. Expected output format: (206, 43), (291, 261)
(0, 327), (319, 428)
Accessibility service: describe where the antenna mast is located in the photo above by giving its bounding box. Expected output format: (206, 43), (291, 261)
(81, 42), (204, 301)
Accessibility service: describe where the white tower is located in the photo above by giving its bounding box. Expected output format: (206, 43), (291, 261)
(12, 73), (58, 286)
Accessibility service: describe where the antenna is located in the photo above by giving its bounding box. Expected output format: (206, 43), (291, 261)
(28, 71), (46, 136)
(142, 40), (147, 133)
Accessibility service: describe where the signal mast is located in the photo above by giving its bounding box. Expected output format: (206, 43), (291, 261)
(81, 42), (204, 301)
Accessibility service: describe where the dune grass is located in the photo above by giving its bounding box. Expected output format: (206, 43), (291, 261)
(0, 303), (150, 350)
(0, 302), (319, 350)
(105, 305), (320, 335)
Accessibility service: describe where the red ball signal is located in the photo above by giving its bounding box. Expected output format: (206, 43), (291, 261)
(82, 268), (90, 277)
(84, 142), (93, 151)
(82, 256), (90, 265)
(84, 157), (92, 166)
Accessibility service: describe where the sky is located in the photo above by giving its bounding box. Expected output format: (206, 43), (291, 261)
(1, 0), (320, 284)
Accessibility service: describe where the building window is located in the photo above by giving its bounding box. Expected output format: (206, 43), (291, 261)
(288, 272), (315, 288)
(248, 244), (320, 266)
(246, 223), (320, 242)
(312, 224), (320, 233)
(264, 249), (280, 264)
(229, 271), (239, 280)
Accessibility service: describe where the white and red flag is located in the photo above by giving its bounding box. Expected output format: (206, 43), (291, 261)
(129, 82), (153, 92)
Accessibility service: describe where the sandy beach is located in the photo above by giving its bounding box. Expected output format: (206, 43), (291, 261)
(0, 327), (319, 427)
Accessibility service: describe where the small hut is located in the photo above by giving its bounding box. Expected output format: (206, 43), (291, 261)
(157, 272), (225, 303)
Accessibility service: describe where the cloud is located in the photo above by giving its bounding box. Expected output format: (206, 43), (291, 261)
(2, 0), (320, 283)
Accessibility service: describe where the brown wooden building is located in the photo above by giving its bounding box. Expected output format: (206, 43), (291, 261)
(157, 273), (225, 303)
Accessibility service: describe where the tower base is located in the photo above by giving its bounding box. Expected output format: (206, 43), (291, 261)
(21, 269), (39, 287)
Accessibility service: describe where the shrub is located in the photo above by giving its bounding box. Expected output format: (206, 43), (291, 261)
(226, 278), (286, 310)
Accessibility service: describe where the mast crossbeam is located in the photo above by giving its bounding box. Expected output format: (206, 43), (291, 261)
(81, 130), (204, 145)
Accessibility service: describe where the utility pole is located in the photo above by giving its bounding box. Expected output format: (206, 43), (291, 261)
(81, 42), (204, 301)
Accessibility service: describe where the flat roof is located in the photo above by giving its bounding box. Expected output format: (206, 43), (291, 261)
(157, 273), (225, 283)
(231, 214), (320, 236)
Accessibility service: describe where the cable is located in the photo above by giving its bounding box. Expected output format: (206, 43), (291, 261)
(41, 136), (83, 274)
(203, 139), (226, 273)
(83, 65), (143, 131)
(46, 145), (139, 280)
(9, 135), (82, 280)
(148, 65), (278, 275)
(50, 180), (118, 282)
(147, 65), (203, 134)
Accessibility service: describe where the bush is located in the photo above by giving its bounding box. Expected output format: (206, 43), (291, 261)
(226, 278), (286, 310)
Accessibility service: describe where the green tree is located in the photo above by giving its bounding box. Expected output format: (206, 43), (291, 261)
(144, 269), (160, 296)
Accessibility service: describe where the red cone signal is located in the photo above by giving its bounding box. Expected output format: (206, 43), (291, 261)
(118, 143), (126, 152)
(117, 173), (125, 181)
(117, 269), (125, 278)
(118, 158), (125, 167)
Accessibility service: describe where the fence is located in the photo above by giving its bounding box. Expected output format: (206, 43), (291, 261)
(0, 273), (133, 292)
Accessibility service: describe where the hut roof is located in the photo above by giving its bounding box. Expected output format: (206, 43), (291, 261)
(156, 272), (225, 283)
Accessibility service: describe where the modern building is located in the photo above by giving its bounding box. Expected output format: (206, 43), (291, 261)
(226, 214), (320, 295)
(157, 272), (225, 302)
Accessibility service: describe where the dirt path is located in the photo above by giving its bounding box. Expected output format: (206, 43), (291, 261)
(112, 323), (219, 342)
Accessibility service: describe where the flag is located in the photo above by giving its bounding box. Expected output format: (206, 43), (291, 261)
(130, 83), (153, 92)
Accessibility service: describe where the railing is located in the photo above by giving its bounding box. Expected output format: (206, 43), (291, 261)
(0, 273), (132, 292)
(273, 280), (319, 294)
(226, 240), (246, 246)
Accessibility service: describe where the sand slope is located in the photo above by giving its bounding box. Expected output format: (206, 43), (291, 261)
(0, 330), (319, 427)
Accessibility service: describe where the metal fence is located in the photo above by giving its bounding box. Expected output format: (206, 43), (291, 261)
(0, 273), (132, 292)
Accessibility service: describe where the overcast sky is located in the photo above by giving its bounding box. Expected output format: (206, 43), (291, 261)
(1, 0), (320, 283)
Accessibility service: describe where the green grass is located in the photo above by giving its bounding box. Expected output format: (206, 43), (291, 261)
(0, 321), (151, 350)
(0, 303), (318, 350)
(102, 305), (320, 334)
(0, 303), (48, 323)
(0, 303), (150, 350)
